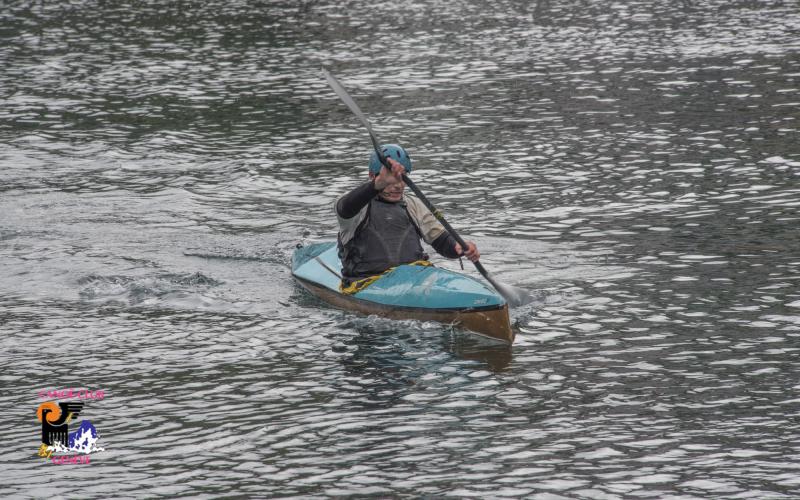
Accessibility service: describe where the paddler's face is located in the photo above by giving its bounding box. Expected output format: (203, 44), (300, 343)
(379, 179), (405, 202)
(369, 172), (405, 203)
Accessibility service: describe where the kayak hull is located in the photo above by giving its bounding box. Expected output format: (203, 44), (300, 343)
(295, 276), (513, 342)
(292, 242), (515, 344)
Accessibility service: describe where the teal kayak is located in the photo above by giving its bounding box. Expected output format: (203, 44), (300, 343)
(292, 242), (514, 343)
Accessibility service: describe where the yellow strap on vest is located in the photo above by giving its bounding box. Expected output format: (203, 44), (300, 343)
(339, 260), (432, 295)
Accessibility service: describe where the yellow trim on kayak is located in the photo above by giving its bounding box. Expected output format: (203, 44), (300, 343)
(339, 260), (432, 295)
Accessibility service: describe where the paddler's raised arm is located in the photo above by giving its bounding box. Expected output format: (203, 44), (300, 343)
(336, 158), (407, 219)
(335, 181), (379, 219)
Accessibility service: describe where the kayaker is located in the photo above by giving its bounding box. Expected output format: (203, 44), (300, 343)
(335, 144), (480, 292)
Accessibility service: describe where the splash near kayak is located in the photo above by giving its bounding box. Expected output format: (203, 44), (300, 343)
(292, 242), (515, 343)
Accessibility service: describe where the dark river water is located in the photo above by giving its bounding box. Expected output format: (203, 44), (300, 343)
(2, 0), (800, 497)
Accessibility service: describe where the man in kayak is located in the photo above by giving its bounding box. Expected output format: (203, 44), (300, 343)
(335, 144), (480, 292)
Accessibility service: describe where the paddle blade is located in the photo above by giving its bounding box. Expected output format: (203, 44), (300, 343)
(322, 68), (375, 138)
(322, 67), (387, 164)
(483, 272), (534, 308)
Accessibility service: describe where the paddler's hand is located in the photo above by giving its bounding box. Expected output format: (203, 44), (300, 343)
(455, 241), (480, 262)
(373, 158), (406, 191)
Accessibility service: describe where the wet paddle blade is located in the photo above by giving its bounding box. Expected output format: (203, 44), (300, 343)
(484, 273), (534, 307)
(322, 67), (384, 155)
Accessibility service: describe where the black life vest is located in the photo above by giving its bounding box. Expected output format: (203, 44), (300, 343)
(338, 198), (426, 280)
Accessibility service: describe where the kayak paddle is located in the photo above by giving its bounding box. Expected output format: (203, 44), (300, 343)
(322, 67), (533, 307)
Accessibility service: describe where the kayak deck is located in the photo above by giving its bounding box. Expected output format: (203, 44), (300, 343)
(292, 242), (514, 344)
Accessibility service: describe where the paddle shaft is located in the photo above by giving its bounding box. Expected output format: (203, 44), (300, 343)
(397, 169), (491, 279)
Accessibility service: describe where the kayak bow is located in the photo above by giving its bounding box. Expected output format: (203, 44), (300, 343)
(292, 242), (515, 344)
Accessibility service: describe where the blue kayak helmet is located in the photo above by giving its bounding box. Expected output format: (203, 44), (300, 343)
(368, 144), (412, 175)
